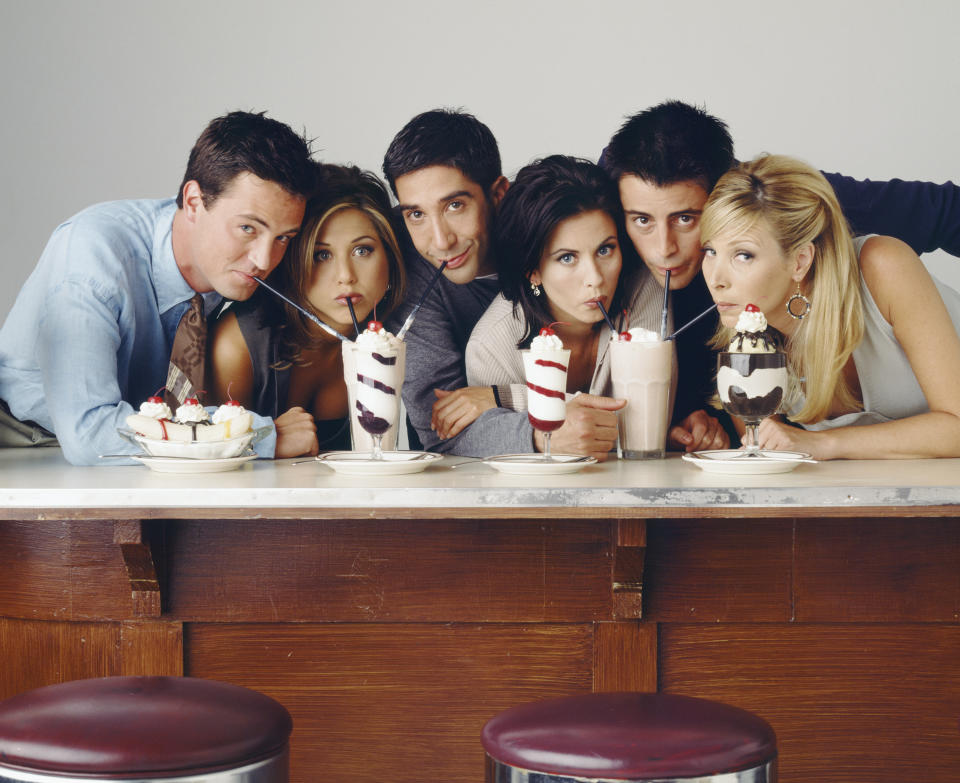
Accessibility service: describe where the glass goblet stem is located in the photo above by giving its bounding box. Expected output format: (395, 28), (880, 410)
(371, 433), (384, 461)
(743, 421), (762, 454)
(543, 432), (552, 461)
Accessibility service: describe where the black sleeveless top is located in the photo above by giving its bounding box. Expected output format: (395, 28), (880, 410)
(232, 302), (351, 451)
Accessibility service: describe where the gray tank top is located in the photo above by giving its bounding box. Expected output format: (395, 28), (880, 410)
(797, 236), (960, 430)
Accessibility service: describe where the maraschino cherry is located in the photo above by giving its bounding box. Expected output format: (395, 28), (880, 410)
(183, 397), (200, 407)
(367, 320), (383, 332)
(539, 322), (567, 337)
(745, 303), (760, 312)
(618, 331), (632, 341)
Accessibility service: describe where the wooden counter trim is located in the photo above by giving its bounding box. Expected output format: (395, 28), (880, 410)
(3, 504), (960, 521)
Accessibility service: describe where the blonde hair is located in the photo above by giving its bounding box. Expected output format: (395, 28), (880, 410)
(700, 154), (864, 423)
(269, 168), (406, 366)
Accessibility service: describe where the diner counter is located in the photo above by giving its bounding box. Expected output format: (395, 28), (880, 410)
(2, 446), (958, 782)
(2, 447), (960, 517)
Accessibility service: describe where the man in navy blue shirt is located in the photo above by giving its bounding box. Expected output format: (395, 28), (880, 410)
(602, 101), (960, 445)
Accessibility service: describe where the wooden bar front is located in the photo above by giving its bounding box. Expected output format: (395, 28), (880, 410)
(1, 450), (958, 781)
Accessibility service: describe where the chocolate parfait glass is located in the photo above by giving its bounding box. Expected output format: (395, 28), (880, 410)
(716, 350), (787, 456)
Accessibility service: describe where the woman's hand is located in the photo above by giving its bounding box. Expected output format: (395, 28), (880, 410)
(668, 409), (729, 452)
(274, 406), (319, 458)
(539, 393), (626, 461)
(757, 417), (827, 459)
(431, 386), (497, 440)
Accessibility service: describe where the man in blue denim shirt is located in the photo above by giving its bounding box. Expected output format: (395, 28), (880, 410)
(0, 111), (317, 465)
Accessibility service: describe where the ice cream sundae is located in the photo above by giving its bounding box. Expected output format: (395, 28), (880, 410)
(716, 304), (787, 453)
(348, 320), (405, 458)
(522, 326), (570, 459)
(126, 392), (253, 446)
(138, 395), (172, 420)
(610, 327), (673, 459)
(175, 397), (210, 424)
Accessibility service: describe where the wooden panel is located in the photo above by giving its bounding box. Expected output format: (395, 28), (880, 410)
(660, 624), (960, 782)
(0, 617), (184, 699)
(795, 518), (960, 622)
(0, 521), (133, 620)
(118, 621), (183, 676)
(166, 519), (614, 623)
(643, 519), (794, 622)
(0, 617), (119, 699)
(593, 621), (656, 692)
(186, 622), (594, 783)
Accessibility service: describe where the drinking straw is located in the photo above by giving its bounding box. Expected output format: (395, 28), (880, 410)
(254, 277), (348, 343)
(346, 298), (362, 337)
(595, 300), (617, 333)
(396, 261), (448, 340)
(666, 303), (718, 341)
(659, 269), (671, 340)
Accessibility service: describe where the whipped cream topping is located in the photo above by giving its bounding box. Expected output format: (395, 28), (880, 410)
(356, 326), (402, 355)
(618, 327), (661, 343)
(139, 399), (172, 420)
(175, 400), (210, 424)
(531, 332), (564, 350)
(212, 402), (247, 424)
(735, 308), (767, 334)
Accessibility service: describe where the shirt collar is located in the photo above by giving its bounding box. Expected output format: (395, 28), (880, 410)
(153, 200), (222, 316)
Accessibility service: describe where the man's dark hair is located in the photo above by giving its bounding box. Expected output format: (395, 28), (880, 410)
(492, 155), (641, 346)
(382, 108), (502, 196)
(176, 110), (315, 208)
(602, 101), (735, 191)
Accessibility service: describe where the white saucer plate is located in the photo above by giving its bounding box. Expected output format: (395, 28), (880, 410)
(132, 453), (258, 474)
(483, 453), (597, 476)
(682, 449), (814, 475)
(316, 451), (443, 476)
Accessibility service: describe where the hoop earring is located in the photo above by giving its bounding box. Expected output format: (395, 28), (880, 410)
(786, 287), (811, 320)
(530, 281), (542, 297)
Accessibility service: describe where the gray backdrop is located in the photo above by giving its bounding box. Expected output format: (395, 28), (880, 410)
(2, 0), (958, 321)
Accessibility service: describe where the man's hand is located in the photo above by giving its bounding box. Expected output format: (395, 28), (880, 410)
(537, 393), (626, 461)
(274, 406), (319, 458)
(668, 409), (729, 452)
(431, 387), (497, 440)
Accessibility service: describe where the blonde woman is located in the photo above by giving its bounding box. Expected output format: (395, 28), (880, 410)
(700, 154), (960, 460)
(209, 164), (405, 457)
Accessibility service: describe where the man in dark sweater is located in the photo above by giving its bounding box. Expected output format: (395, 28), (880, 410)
(602, 100), (960, 445)
(383, 109), (626, 456)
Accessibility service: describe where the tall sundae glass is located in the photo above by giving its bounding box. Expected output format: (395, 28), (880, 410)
(716, 305), (787, 455)
(349, 320), (405, 460)
(522, 327), (570, 460)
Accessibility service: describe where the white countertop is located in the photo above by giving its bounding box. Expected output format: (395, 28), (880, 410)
(2, 447), (960, 518)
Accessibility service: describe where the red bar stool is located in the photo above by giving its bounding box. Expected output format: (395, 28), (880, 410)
(0, 676), (291, 782)
(482, 692), (776, 782)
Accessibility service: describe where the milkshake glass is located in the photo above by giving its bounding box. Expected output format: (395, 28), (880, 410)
(342, 327), (405, 458)
(609, 330), (673, 459)
(522, 344), (570, 460)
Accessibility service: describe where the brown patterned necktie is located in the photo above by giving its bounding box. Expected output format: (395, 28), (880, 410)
(165, 293), (207, 408)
